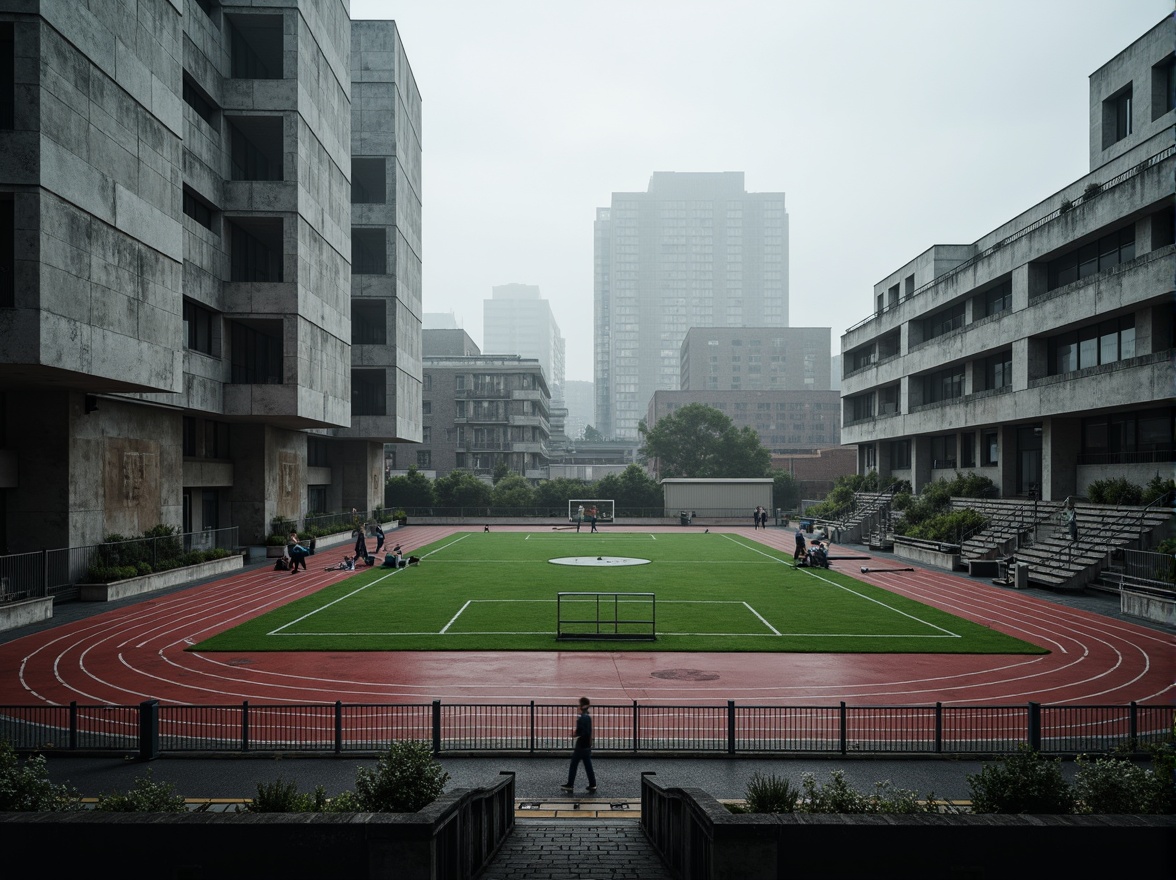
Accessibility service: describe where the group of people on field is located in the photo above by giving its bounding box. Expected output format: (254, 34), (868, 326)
(792, 526), (831, 568)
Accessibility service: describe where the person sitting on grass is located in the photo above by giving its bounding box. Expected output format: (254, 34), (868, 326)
(326, 556), (356, 571)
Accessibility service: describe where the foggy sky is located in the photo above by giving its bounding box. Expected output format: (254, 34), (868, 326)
(351, 0), (1170, 382)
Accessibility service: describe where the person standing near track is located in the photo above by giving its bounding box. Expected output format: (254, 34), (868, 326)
(793, 526), (807, 560)
(587, 506), (599, 533)
(372, 521), (385, 555)
(561, 696), (596, 793)
(576, 504), (585, 533)
(354, 526), (368, 563)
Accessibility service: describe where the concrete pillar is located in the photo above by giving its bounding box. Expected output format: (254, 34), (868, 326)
(339, 440), (384, 514)
(911, 435), (933, 494)
(1043, 417), (1080, 501)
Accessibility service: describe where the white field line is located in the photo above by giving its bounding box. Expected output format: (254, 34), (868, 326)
(440, 600), (473, 634)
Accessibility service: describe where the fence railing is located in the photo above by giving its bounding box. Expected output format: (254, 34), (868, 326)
(2, 699), (1169, 760)
(0, 527), (239, 603)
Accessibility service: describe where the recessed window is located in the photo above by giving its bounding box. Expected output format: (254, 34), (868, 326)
(0, 195), (12, 308)
(352, 369), (386, 416)
(352, 158), (386, 204)
(416, 450), (431, 467)
(981, 350), (1012, 391)
(182, 74), (218, 129)
(308, 437), (329, 467)
(182, 186), (217, 232)
(1048, 315), (1135, 375)
(227, 14), (283, 80)
(922, 302), (965, 341)
(229, 320), (283, 384)
(961, 433), (976, 468)
(228, 218), (283, 282)
(924, 365), (964, 403)
(930, 435), (956, 470)
(0, 23), (13, 130)
(982, 431), (999, 467)
(421, 401), (431, 415)
(1046, 226), (1135, 291)
(183, 299), (217, 355)
(228, 117), (283, 181)
(1102, 85), (1132, 149)
(352, 228), (386, 275)
(1153, 57), (1176, 120)
(351, 300), (386, 345)
(890, 439), (911, 469)
(975, 279), (1011, 319)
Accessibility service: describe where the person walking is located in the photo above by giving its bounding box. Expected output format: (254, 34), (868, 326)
(372, 521), (385, 555)
(753, 506), (763, 529)
(576, 504), (585, 533)
(587, 506), (599, 533)
(354, 527), (368, 563)
(793, 527), (807, 561)
(286, 532), (310, 574)
(560, 696), (596, 793)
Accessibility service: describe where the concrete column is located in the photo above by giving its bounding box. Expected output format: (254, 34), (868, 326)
(998, 424), (1018, 496)
(911, 435), (932, 494)
(339, 440), (384, 514)
(1043, 417), (1080, 501)
(1011, 263), (1031, 310)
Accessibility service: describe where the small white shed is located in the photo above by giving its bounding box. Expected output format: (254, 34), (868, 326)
(661, 478), (774, 519)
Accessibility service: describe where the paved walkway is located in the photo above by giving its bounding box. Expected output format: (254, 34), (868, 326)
(481, 819), (673, 880)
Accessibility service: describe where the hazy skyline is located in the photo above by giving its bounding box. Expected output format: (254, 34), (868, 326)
(352, 0), (1170, 383)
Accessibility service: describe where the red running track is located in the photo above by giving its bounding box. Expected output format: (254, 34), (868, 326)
(0, 526), (1172, 709)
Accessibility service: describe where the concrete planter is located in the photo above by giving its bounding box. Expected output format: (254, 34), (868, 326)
(0, 596), (54, 633)
(78, 555), (244, 602)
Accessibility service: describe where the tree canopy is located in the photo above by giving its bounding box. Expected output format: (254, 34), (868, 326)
(432, 469), (492, 508)
(639, 404), (771, 478)
(385, 466), (435, 510)
(593, 464), (662, 510)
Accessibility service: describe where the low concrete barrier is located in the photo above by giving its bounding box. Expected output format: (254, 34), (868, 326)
(0, 596), (54, 633)
(78, 555), (243, 602)
(893, 540), (963, 571)
(1121, 589), (1176, 626)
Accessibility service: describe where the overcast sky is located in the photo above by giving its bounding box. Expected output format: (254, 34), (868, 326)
(350, 0), (1170, 383)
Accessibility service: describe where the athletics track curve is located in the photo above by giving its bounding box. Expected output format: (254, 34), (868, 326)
(0, 526), (1171, 710)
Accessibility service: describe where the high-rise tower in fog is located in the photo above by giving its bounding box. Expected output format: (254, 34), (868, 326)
(593, 172), (788, 440)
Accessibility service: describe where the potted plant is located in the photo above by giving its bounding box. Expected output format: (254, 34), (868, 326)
(393, 509), (407, 526)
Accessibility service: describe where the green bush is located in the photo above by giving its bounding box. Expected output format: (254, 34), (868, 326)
(1073, 755), (1170, 814)
(352, 741), (450, 812)
(135, 561), (153, 576)
(249, 777), (331, 813)
(1086, 477), (1143, 506)
(85, 564), (139, 583)
(899, 509), (989, 543)
(966, 746), (1076, 814)
(0, 742), (82, 811)
(796, 769), (939, 814)
(93, 768), (187, 812)
(1143, 474), (1175, 505)
(744, 772), (799, 813)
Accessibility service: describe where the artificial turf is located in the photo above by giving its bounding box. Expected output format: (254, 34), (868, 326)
(190, 532), (1047, 655)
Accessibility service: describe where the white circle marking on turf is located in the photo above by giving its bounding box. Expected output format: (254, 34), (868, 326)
(549, 556), (651, 567)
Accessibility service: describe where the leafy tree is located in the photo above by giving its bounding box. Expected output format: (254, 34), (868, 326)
(433, 469), (492, 508)
(491, 474), (536, 509)
(0, 742), (82, 811)
(638, 404), (770, 478)
(491, 461), (512, 484)
(593, 464), (662, 512)
(385, 466), (435, 510)
(770, 470), (800, 512)
(582, 425), (604, 442)
(534, 478), (591, 511)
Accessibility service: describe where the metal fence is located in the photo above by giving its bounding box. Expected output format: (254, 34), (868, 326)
(2, 699), (1169, 760)
(0, 527), (239, 603)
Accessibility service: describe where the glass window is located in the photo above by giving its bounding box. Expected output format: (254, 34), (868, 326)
(961, 433), (976, 468)
(352, 369), (386, 416)
(982, 431), (999, 466)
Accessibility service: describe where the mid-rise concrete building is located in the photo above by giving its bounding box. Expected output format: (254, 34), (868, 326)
(647, 390), (840, 456)
(594, 172), (789, 441)
(386, 330), (551, 480)
(679, 327), (831, 392)
(840, 18), (1173, 500)
(0, 2), (422, 552)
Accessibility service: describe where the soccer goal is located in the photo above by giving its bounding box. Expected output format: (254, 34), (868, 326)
(567, 499), (615, 523)
(556, 591), (656, 641)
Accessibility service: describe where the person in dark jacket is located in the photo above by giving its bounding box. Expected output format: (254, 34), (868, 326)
(560, 697), (596, 792)
(793, 528), (807, 561)
(372, 521), (385, 555)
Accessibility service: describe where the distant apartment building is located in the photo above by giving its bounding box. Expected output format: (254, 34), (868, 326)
(561, 379), (595, 441)
(386, 331), (551, 480)
(679, 327), (831, 392)
(0, 4), (422, 553)
(594, 172), (789, 440)
(483, 284), (566, 396)
(840, 18), (1174, 500)
(647, 390), (840, 455)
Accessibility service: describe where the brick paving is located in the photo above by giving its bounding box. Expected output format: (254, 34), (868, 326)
(479, 819), (674, 880)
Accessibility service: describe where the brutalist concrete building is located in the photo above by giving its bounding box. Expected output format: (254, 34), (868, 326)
(840, 18), (1173, 501)
(0, 1), (422, 552)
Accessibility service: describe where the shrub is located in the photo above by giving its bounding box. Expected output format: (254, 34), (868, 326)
(352, 740), (450, 812)
(1087, 477), (1143, 506)
(744, 772), (799, 813)
(966, 746), (1075, 814)
(797, 769), (939, 814)
(85, 565), (138, 583)
(1143, 474), (1175, 506)
(249, 777), (331, 813)
(93, 768), (187, 812)
(0, 741), (82, 811)
(900, 509), (989, 543)
(1073, 755), (1169, 814)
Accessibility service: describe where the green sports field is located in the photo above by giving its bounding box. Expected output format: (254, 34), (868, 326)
(191, 532), (1047, 655)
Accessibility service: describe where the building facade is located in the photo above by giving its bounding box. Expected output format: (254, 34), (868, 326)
(387, 331), (551, 481)
(483, 283), (566, 397)
(840, 18), (1174, 501)
(679, 327), (831, 392)
(594, 172), (789, 441)
(0, 2), (422, 553)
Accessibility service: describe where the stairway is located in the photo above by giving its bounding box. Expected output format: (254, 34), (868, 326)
(480, 819), (673, 880)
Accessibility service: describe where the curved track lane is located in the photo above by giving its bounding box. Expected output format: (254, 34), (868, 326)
(0, 526), (1172, 710)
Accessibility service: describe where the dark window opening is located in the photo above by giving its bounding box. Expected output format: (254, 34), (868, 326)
(930, 435), (956, 470)
(351, 299), (386, 345)
(228, 116), (283, 181)
(204, 420), (230, 458)
(0, 196), (12, 308)
(352, 158), (386, 203)
(228, 218), (283, 282)
(182, 416), (196, 457)
(1102, 85), (1132, 149)
(352, 369), (386, 416)
(975, 278), (1012, 319)
(1154, 57), (1176, 120)
(924, 365), (965, 404)
(980, 350), (1012, 391)
(182, 74), (218, 129)
(227, 14), (283, 80)
(183, 298), (217, 355)
(0, 24), (13, 130)
(182, 186), (216, 232)
(352, 228), (386, 274)
(922, 302), (965, 341)
(308, 437), (329, 467)
(961, 433), (976, 468)
(1046, 226), (1135, 290)
(877, 384), (899, 416)
(229, 320), (283, 384)
(982, 431), (999, 466)
(1048, 314), (1135, 375)
(890, 439), (911, 469)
